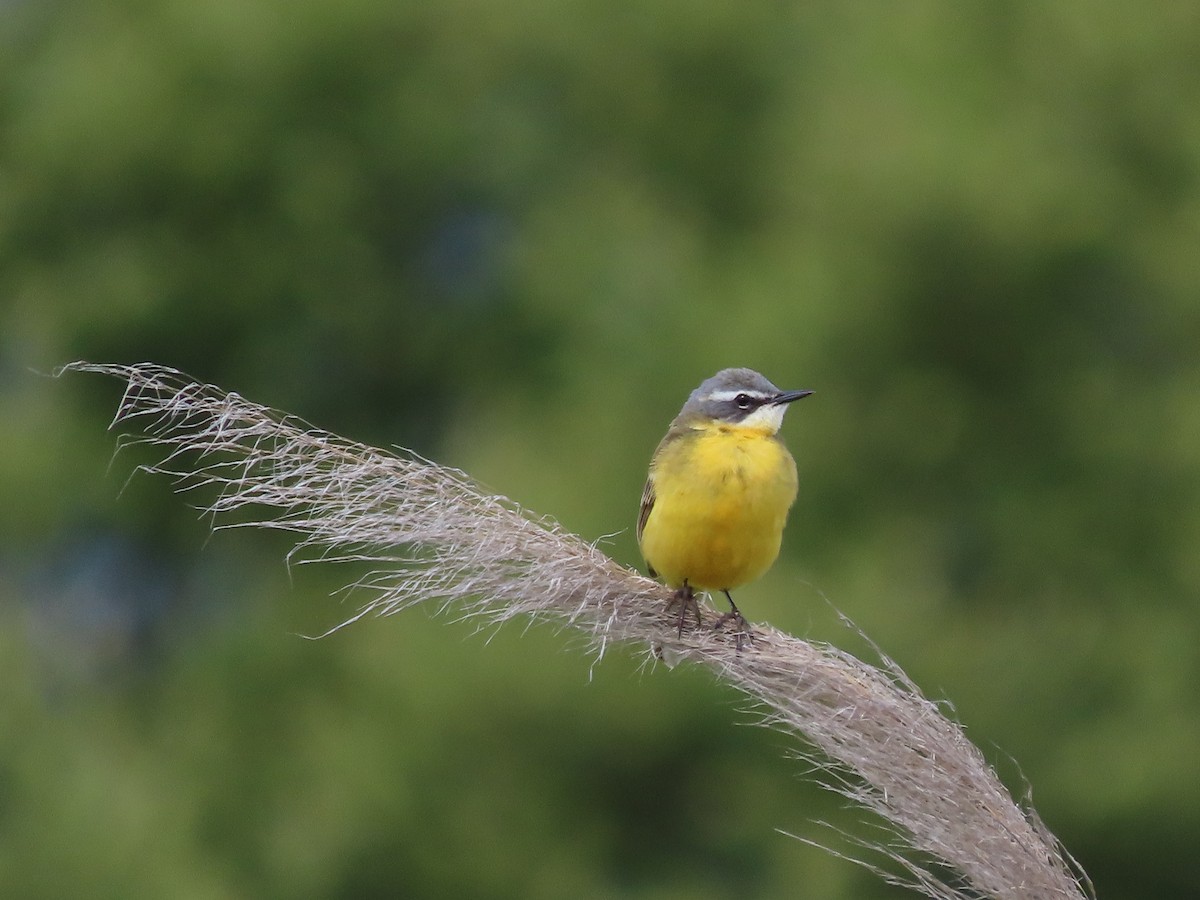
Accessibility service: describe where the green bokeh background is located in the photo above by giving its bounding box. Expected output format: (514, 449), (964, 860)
(3, 2), (1198, 897)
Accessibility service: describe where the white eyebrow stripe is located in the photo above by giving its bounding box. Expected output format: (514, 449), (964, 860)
(707, 389), (772, 403)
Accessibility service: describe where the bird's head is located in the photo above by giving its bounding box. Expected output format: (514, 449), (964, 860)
(677, 367), (812, 434)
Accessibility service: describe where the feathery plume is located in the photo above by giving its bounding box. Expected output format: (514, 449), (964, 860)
(62, 361), (1092, 900)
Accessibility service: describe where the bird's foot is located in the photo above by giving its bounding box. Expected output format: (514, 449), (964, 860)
(665, 583), (703, 636)
(713, 604), (756, 652)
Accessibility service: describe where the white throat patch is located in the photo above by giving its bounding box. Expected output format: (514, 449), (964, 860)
(738, 402), (786, 433)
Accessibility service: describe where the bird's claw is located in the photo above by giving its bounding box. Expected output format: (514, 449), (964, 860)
(712, 609), (756, 651)
(665, 583), (703, 636)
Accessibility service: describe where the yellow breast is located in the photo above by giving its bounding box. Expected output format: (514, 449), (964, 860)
(639, 423), (798, 591)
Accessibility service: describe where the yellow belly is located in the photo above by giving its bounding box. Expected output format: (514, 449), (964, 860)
(639, 425), (798, 591)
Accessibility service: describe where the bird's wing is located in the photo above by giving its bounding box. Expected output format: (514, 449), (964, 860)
(636, 474), (655, 545)
(639, 425), (687, 577)
(637, 476), (658, 577)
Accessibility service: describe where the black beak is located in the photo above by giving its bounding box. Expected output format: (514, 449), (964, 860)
(772, 389), (814, 405)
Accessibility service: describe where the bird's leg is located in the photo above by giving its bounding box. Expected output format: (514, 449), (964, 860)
(665, 580), (703, 636)
(713, 590), (756, 650)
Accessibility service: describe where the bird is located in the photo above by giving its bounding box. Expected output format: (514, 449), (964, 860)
(637, 368), (812, 647)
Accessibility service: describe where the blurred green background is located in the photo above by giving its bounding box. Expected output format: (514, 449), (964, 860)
(3, 1), (1198, 897)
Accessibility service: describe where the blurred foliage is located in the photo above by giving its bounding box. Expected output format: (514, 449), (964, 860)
(2, 0), (1199, 897)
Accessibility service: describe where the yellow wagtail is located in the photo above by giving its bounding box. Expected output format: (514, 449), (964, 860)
(637, 368), (812, 645)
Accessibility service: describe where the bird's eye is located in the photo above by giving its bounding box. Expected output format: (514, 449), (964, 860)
(735, 393), (754, 410)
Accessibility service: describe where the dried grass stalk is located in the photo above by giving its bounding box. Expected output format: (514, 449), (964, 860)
(63, 361), (1092, 900)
